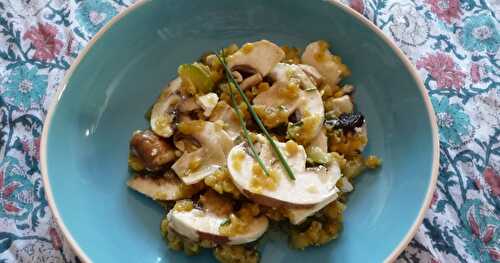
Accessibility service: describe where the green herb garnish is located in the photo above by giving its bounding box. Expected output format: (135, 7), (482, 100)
(216, 53), (296, 180)
(218, 53), (270, 177)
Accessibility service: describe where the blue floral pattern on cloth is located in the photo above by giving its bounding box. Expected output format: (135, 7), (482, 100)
(461, 15), (500, 53)
(75, 0), (118, 35)
(432, 97), (473, 148)
(0, 0), (498, 262)
(2, 65), (47, 110)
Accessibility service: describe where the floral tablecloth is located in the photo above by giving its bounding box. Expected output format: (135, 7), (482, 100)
(0, 0), (498, 262)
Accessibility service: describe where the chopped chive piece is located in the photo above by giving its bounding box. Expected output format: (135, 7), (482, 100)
(216, 53), (296, 180)
(218, 53), (270, 177)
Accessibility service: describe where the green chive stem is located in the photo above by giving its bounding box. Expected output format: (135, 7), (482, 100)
(216, 53), (296, 180)
(218, 53), (270, 177)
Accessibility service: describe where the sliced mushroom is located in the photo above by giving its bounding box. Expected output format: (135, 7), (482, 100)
(227, 40), (285, 77)
(231, 71), (243, 83)
(167, 206), (268, 245)
(209, 101), (241, 140)
(150, 78), (182, 138)
(252, 81), (302, 128)
(253, 63), (322, 130)
(307, 128), (328, 154)
(286, 190), (339, 225)
(325, 95), (353, 117)
(173, 134), (201, 153)
(305, 128), (330, 165)
(231, 65), (257, 76)
(287, 84), (325, 145)
(171, 148), (220, 185)
(127, 171), (203, 200)
(268, 63), (317, 91)
(338, 177), (354, 193)
(287, 88), (325, 145)
(178, 97), (201, 113)
(196, 92), (219, 117)
(130, 130), (176, 171)
(296, 89), (325, 143)
(177, 113), (194, 122)
(172, 121), (233, 184)
(302, 41), (345, 87)
(239, 73), (263, 90)
(227, 139), (341, 208)
(356, 124), (368, 152)
(298, 64), (323, 86)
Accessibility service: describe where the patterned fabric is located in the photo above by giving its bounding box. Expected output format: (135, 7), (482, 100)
(0, 0), (498, 262)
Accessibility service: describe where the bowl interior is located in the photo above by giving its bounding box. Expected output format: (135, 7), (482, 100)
(45, 0), (435, 262)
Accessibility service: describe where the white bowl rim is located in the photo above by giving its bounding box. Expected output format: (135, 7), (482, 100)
(40, 0), (439, 262)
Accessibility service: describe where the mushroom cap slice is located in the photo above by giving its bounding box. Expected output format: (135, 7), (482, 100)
(167, 208), (268, 245)
(209, 101), (241, 140)
(177, 97), (200, 113)
(172, 148), (222, 185)
(173, 134), (201, 153)
(307, 128), (328, 154)
(127, 171), (203, 200)
(293, 88), (325, 144)
(150, 78), (182, 138)
(252, 81), (302, 123)
(268, 63), (317, 92)
(187, 121), (233, 157)
(252, 83), (303, 128)
(172, 121), (234, 184)
(286, 88), (324, 145)
(305, 128), (330, 165)
(338, 177), (354, 193)
(227, 141), (341, 208)
(286, 190), (339, 225)
(301, 41), (344, 87)
(253, 63), (324, 131)
(227, 40), (285, 76)
(298, 64), (323, 86)
(357, 123), (368, 152)
(196, 92), (219, 117)
(325, 95), (353, 116)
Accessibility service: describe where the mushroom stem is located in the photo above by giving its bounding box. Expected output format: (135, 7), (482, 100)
(231, 71), (243, 83)
(239, 73), (263, 90)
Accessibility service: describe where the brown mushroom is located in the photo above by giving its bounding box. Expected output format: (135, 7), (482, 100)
(130, 130), (176, 171)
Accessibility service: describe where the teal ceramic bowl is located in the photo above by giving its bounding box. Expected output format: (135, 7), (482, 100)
(41, 0), (439, 262)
